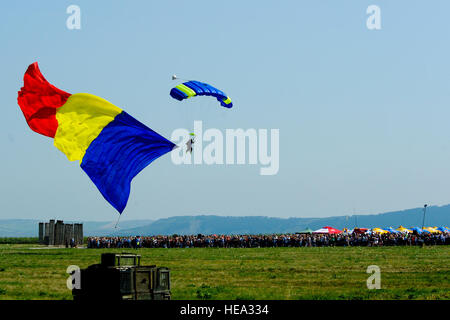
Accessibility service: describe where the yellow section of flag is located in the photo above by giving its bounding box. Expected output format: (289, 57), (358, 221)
(54, 93), (122, 162)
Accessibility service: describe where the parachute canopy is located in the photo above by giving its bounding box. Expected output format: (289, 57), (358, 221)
(170, 80), (232, 108)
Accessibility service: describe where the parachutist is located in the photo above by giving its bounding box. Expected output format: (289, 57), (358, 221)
(186, 134), (195, 154)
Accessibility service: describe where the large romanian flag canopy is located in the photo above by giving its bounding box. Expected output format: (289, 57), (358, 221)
(17, 62), (176, 213)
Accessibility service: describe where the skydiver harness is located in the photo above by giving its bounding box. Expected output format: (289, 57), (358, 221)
(186, 134), (195, 154)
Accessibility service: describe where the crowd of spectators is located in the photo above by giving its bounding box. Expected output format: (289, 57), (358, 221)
(87, 231), (450, 249)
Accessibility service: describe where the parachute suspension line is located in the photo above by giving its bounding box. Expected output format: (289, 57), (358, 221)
(172, 75), (195, 133)
(114, 214), (122, 229)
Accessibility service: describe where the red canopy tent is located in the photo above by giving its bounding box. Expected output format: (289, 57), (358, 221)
(323, 226), (342, 234)
(313, 226), (343, 234)
(353, 228), (368, 234)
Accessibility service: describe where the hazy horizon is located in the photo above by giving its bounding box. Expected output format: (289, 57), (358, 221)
(0, 203), (443, 223)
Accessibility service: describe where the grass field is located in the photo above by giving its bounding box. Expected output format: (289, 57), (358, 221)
(0, 244), (448, 300)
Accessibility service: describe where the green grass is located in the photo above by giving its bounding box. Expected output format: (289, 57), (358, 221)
(0, 244), (448, 300)
(0, 238), (39, 244)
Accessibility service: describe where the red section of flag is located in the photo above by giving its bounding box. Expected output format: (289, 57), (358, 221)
(17, 62), (71, 138)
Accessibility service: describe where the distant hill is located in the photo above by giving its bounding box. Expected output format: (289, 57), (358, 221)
(0, 219), (40, 237)
(116, 205), (449, 236)
(0, 205), (448, 237)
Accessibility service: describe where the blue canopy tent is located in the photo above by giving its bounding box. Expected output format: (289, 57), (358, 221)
(411, 227), (424, 234)
(386, 227), (399, 233)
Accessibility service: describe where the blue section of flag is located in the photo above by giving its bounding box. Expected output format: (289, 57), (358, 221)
(80, 111), (176, 213)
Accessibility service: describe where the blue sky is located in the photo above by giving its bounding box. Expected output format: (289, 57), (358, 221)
(1, 1), (450, 221)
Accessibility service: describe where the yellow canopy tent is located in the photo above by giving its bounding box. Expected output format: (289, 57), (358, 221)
(396, 226), (412, 233)
(372, 228), (388, 234)
(424, 227), (441, 234)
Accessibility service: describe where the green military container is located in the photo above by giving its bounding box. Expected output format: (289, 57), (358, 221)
(72, 253), (171, 300)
